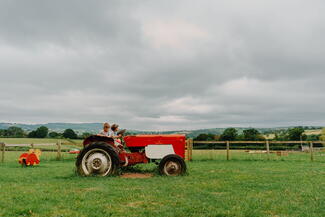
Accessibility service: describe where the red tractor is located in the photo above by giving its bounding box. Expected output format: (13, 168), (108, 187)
(76, 134), (187, 176)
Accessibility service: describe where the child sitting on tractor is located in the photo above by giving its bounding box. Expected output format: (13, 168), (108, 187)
(109, 124), (120, 139)
(97, 123), (125, 151)
(98, 122), (110, 137)
(109, 124), (124, 148)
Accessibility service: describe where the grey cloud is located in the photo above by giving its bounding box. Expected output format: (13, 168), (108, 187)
(0, 0), (325, 130)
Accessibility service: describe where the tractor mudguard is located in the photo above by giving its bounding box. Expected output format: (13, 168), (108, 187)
(83, 135), (115, 147)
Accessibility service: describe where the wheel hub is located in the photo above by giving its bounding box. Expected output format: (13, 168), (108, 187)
(164, 161), (181, 176)
(92, 158), (102, 169)
(81, 149), (112, 176)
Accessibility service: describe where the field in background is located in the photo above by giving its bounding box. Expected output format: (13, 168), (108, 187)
(0, 150), (324, 217)
(304, 129), (322, 135)
(265, 129), (322, 140)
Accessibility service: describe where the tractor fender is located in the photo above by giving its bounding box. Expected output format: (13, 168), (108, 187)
(83, 135), (115, 147)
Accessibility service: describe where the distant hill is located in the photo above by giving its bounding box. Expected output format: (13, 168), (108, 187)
(0, 122), (322, 138)
(0, 123), (103, 133)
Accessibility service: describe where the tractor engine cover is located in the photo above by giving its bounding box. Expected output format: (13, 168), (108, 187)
(124, 135), (186, 159)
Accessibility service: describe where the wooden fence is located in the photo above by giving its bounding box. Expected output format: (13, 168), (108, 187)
(192, 140), (325, 161)
(185, 139), (193, 161)
(2, 140), (195, 162)
(0, 141), (63, 163)
(1, 139), (323, 163)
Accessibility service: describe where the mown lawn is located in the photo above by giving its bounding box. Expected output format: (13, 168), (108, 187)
(0, 151), (324, 217)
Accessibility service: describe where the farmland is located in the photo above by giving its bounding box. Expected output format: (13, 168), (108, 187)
(0, 148), (324, 217)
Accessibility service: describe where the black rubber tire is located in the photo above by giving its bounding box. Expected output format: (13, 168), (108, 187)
(76, 142), (120, 176)
(159, 154), (187, 176)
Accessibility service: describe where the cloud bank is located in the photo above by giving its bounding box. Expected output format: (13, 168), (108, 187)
(0, 0), (324, 130)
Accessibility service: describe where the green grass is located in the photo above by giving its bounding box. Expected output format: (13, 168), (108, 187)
(0, 151), (324, 217)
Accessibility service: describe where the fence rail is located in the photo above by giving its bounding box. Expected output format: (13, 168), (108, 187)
(1, 140), (323, 163)
(4, 143), (57, 147)
(192, 140), (325, 161)
(0, 141), (63, 163)
(194, 141), (325, 144)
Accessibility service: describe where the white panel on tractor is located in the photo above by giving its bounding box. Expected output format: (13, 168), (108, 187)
(145, 144), (175, 159)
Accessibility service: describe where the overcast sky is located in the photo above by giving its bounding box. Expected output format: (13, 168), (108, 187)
(0, 0), (324, 130)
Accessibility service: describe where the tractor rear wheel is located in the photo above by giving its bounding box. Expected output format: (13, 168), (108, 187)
(159, 154), (187, 176)
(76, 142), (119, 176)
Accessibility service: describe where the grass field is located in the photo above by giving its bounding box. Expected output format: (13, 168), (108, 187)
(0, 150), (324, 217)
(0, 147), (325, 217)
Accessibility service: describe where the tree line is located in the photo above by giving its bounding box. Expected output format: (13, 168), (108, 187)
(0, 126), (92, 139)
(1, 126), (324, 143)
(193, 127), (323, 142)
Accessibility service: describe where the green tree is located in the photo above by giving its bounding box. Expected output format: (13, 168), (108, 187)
(274, 132), (279, 140)
(35, 126), (49, 138)
(28, 126), (49, 138)
(63, 129), (78, 139)
(28, 130), (37, 138)
(5, 126), (25, 138)
(49, 131), (61, 138)
(242, 128), (264, 141)
(220, 128), (238, 141)
(81, 132), (92, 139)
(0, 129), (5, 137)
(194, 133), (215, 141)
(306, 134), (320, 141)
(287, 127), (306, 141)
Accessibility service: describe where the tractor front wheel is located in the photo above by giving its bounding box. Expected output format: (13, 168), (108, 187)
(159, 154), (187, 176)
(76, 143), (119, 176)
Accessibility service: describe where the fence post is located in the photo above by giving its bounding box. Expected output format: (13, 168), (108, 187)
(185, 139), (193, 161)
(189, 138), (193, 161)
(185, 139), (188, 161)
(191, 139), (193, 160)
(226, 141), (230, 160)
(56, 140), (62, 160)
(266, 140), (270, 160)
(1, 143), (5, 163)
(31, 143), (34, 149)
(310, 141), (314, 162)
